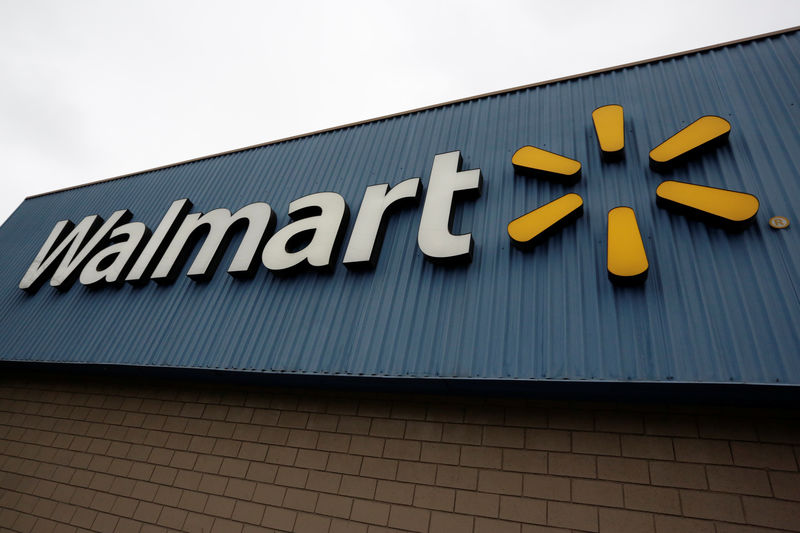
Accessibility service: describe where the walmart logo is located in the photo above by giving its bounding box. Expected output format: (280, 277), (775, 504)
(507, 105), (760, 284)
(19, 105), (762, 293)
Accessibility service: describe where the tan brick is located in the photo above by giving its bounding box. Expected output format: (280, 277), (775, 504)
(245, 462), (278, 483)
(525, 429), (570, 451)
(390, 402), (426, 421)
(429, 510), (473, 531)
(523, 473), (570, 501)
(503, 449), (547, 473)
(225, 478), (256, 500)
(178, 491), (208, 513)
(219, 457), (250, 478)
(623, 484), (680, 514)
(275, 465), (308, 488)
(549, 452), (596, 478)
(595, 411), (643, 434)
(306, 470), (342, 494)
(673, 438), (732, 464)
(442, 423), (482, 445)
(360, 457), (397, 480)
(132, 501), (162, 523)
(207, 421), (236, 439)
(153, 485), (182, 507)
(106, 472), (133, 494)
(261, 504), (297, 530)
(259, 426), (290, 445)
(383, 439), (420, 461)
(484, 426), (525, 448)
(573, 432), (621, 456)
(198, 473), (228, 495)
(328, 452), (362, 474)
(547, 501), (598, 532)
(413, 485), (455, 511)
(252, 483), (285, 506)
(185, 512), (215, 533)
(742, 496), (800, 531)
(770, 471), (800, 501)
(436, 465), (478, 490)
(648, 460), (706, 489)
(461, 445), (502, 468)
(375, 480), (414, 504)
(572, 479), (623, 507)
(307, 413), (339, 432)
(205, 494), (236, 518)
(731, 442), (798, 470)
(370, 419), (405, 438)
(599, 508), (653, 533)
(405, 421), (443, 441)
(338, 416), (371, 435)
(620, 435), (673, 460)
(388, 504), (430, 532)
(287, 429), (319, 448)
(349, 436), (384, 457)
(157, 506), (187, 530)
(478, 470), (523, 495)
(330, 517), (368, 533)
(707, 465), (771, 495)
(499, 495), (546, 524)
(316, 493), (353, 519)
(266, 445), (298, 465)
(680, 489), (744, 521)
(238, 442), (268, 461)
(283, 487), (318, 511)
(475, 516), (522, 533)
(715, 524), (794, 533)
(339, 474), (377, 499)
(130, 480), (158, 502)
(250, 408), (280, 425)
(454, 490), (499, 518)
(295, 448), (329, 470)
(150, 465), (177, 485)
(91, 512), (120, 532)
(358, 401), (391, 418)
(188, 436), (216, 455)
(421, 442), (460, 465)
(351, 499), (390, 525)
(653, 514), (714, 533)
(317, 433), (350, 452)
(597, 456), (649, 483)
(277, 411), (308, 429)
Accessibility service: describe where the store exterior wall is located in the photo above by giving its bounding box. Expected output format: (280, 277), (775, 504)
(1, 374), (798, 533)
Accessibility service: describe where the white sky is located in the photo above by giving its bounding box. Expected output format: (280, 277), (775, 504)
(1, 0), (799, 224)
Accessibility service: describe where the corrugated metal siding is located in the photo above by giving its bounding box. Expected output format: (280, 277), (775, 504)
(0, 31), (799, 386)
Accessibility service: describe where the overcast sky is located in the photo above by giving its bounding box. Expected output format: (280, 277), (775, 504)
(2, 0), (799, 225)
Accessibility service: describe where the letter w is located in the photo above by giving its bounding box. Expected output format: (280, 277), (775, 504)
(19, 210), (131, 292)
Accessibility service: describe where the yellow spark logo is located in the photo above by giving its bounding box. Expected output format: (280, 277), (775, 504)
(507, 105), (760, 285)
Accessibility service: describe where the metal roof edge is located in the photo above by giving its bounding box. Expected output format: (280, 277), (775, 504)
(26, 24), (800, 200)
(2, 361), (798, 406)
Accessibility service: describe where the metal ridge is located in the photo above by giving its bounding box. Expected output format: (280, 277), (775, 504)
(26, 24), (800, 200)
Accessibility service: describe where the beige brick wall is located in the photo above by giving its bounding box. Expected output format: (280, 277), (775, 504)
(0, 374), (799, 533)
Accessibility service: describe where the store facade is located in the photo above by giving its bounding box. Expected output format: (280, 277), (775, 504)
(1, 28), (799, 533)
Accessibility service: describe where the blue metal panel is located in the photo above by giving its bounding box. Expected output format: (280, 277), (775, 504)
(0, 30), (799, 387)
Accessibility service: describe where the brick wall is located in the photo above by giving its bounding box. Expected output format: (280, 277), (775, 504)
(0, 374), (798, 533)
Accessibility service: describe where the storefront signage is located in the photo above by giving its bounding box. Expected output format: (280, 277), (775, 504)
(19, 106), (761, 293)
